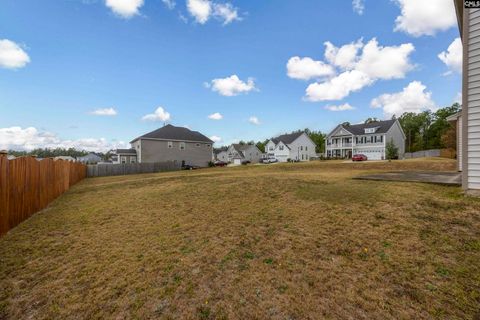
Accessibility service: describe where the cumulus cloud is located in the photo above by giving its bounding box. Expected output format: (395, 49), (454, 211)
(0, 39), (30, 69)
(90, 107), (117, 116)
(371, 81), (436, 118)
(105, 0), (144, 18)
(208, 112), (223, 120)
(393, 0), (456, 37)
(324, 103), (355, 112)
(438, 37), (462, 74)
(142, 107), (171, 122)
(248, 116), (260, 125)
(213, 3), (240, 25)
(187, 0), (212, 24)
(306, 70), (372, 102)
(286, 56), (335, 81)
(207, 75), (257, 96)
(300, 38), (414, 102)
(352, 0), (365, 15)
(209, 135), (222, 143)
(187, 0), (240, 25)
(162, 0), (176, 9)
(324, 39), (363, 70)
(0, 126), (128, 152)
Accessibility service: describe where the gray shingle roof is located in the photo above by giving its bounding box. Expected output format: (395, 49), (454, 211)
(131, 124), (213, 143)
(115, 149), (137, 155)
(342, 119), (397, 135)
(271, 131), (304, 145)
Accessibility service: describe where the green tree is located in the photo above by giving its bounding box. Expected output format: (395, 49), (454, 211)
(385, 139), (399, 160)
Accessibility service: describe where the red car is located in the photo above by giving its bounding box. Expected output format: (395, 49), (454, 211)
(352, 154), (368, 161)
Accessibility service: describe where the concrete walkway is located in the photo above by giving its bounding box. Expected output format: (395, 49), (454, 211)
(354, 171), (461, 186)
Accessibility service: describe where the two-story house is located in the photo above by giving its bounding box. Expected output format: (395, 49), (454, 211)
(325, 119), (406, 160)
(114, 124), (213, 167)
(225, 144), (263, 164)
(265, 131), (317, 162)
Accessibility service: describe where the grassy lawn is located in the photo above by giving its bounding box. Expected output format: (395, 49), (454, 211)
(0, 159), (479, 319)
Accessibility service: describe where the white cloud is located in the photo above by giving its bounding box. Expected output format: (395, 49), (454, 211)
(187, 0), (240, 25)
(162, 0), (176, 9)
(352, 0), (365, 15)
(286, 56), (335, 81)
(305, 70), (372, 101)
(324, 103), (355, 112)
(0, 126), (128, 152)
(0, 39), (30, 69)
(438, 37), (462, 74)
(248, 116), (260, 125)
(105, 0), (144, 18)
(208, 112), (223, 120)
(90, 107), (117, 116)
(302, 38), (414, 102)
(393, 0), (456, 37)
(370, 81), (436, 118)
(187, 0), (212, 24)
(142, 107), (171, 122)
(355, 39), (414, 80)
(208, 75), (257, 96)
(324, 39), (363, 70)
(213, 3), (240, 25)
(209, 135), (222, 143)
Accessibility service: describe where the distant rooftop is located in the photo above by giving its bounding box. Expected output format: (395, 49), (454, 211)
(131, 124), (213, 143)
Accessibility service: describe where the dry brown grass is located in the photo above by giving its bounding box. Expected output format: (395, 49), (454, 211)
(0, 158), (479, 320)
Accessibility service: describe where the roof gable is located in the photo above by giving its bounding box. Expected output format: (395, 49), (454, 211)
(271, 131), (304, 145)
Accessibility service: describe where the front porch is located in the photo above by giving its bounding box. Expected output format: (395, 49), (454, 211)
(326, 148), (353, 159)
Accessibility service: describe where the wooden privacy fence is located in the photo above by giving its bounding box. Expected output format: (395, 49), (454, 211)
(0, 156), (87, 236)
(87, 161), (181, 177)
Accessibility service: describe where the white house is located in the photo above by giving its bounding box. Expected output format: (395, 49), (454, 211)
(325, 119), (406, 160)
(447, 110), (463, 172)
(454, 0), (480, 193)
(265, 132), (317, 162)
(226, 144), (263, 164)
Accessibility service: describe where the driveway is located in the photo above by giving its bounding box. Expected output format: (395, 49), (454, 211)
(354, 171), (461, 186)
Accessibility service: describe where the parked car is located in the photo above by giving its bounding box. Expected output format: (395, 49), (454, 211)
(262, 157), (278, 164)
(241, 160), (251, 165)
(352, 154), (368, 162)
(214, 161), (228, 167)
(182, 164), (199, 170)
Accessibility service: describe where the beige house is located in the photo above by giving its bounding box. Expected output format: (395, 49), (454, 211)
(116, 124), (213, 167)
(454, 1), (480, 193)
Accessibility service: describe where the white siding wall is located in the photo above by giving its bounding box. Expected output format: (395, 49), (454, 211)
(274, 142), (290, 162)
(287, 133), (317, 161)
(467, 9), (480, 189)
(385, 120), (406, 159)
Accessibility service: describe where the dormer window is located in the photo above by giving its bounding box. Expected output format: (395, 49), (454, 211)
(365, 127), (377, 134)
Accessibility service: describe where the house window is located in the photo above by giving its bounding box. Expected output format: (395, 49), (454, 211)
(206, 144), (211, 148)
(121, 156), (126, 164)
(305, 146), (308, 151)
(130, 157), (136, 163)
(196, 143), (200, 147)
(179, 142), (185, 150)
(279, 145), (284, 151)
(365, 128), (376, 134)
(269, 146), (274, 151)
(168, 141), (173, 148)
(300, 146), (303, 151)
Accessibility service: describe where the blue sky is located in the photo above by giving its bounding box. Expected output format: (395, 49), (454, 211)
(0, 0), (462, 151)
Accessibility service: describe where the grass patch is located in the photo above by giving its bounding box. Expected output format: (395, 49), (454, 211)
(0, 158), (478, 319)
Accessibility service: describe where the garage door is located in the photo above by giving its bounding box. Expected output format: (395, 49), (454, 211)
(233, 158), (242, 165)
(357, 149), (383, 160)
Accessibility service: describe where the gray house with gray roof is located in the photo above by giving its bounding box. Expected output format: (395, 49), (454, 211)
(115, 124), (213, 167)
(265, 131), (317, 162)
(325, 119), (406, 160)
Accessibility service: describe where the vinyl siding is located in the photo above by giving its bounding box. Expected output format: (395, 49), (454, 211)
(385, 120), (406, 159)
(140, 139), (212, 167)
(468, 9), (480, 189)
